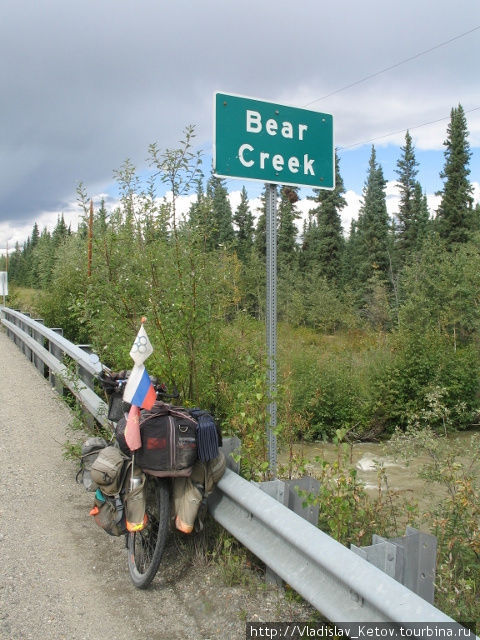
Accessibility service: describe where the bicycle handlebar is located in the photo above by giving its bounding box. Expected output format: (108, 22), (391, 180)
(98, 369), (180, 401)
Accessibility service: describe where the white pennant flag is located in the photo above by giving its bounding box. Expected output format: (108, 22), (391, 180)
(129, 324), (153, 366)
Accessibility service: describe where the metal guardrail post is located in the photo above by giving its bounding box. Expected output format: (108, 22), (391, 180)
(209, 468), (458, 624)
(76, 345), (96, 390)
(49, 328), (64, 392)
(284, 476), (321, 525)
(76, 345), (97, 429)
(255, 476), (321, 586)
(379, 527), (437, 604)
(1, 310), (106, 433)
(219, 436), (241, 474)
(352, 540), (405, 584)
(21, 312), (32, 360)
(352, 527), (437, 605)
(0, 309), (102, 377)
(32, 319), (46, 376)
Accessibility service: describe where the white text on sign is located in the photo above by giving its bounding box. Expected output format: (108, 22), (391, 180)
(239, 110), (315, 177)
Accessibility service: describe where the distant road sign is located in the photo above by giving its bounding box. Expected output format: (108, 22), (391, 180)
(0, 271), (7, 297)
(214, 92), (334, 189)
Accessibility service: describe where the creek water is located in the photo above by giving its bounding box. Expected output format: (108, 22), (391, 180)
(279, 430), (479, 514)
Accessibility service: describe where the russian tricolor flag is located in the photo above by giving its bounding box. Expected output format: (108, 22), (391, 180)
(123, 364), (156, 410)
(122, 365), (156, 452)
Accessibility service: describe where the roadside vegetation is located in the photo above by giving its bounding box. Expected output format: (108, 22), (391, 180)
(2, 106), (480, 623)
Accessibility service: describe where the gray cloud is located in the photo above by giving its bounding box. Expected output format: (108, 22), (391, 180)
(1, 0), (479, 243)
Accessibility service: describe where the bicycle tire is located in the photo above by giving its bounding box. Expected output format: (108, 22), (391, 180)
(127, 476), (170, 589)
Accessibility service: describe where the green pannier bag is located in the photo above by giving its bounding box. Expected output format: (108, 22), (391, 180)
(173, 451), (226, 534)
(90, 490), (127, 537)
(90, 445), (129, 496)
(77, 436), (109, 492)
(124, 466), (147, 532)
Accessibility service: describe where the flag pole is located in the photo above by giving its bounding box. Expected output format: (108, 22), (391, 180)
(130, 453), (135, 489)
(126, 316), (150, 490)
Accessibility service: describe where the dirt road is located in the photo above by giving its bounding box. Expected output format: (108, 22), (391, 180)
(0, 329), (310, 640)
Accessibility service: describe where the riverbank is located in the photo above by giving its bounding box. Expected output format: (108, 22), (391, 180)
(279, 430), (480, 513)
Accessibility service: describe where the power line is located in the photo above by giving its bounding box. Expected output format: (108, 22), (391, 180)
(338, 105), (480, 151)
(303, 25), (480, 107)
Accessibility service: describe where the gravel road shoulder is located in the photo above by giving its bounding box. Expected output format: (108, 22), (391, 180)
(0, 329), (313, 640)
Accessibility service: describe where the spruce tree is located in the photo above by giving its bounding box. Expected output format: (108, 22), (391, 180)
(188, 175), (216, 249)
(473, 202), (480, 233)
(31, 222), (40, 248)
(7, 242), (24, 284)
(97, 199), (108, 234)
(303, 152), (346, 281)
(233, 186), (254, 260)
(355, 146), (390, 286)
(277, 186), (300, 271)
(29, 223), (41, 287)
(20, 237), (33, 286)
(342, 219), (360, 287)
(436, 104), (473, 244)
(395, 131), (420, 260)
(254, 186), (268, 258)
(188, 176), (206, 230)
(36, 228), (56, 287)
(206, 173), (234, 247)
(411, 182), (431, 250)
(52, 214), (69, 247)
(299, 215), (315, 271)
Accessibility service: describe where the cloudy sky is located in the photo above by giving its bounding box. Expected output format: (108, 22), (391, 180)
(1, 0), (480, 252)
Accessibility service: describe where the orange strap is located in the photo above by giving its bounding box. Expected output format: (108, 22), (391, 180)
(175, 514), (193, 534)
(126, 514), (148, 532)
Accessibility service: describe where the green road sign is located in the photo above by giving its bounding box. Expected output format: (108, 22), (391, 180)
(214, 92), (334, 189)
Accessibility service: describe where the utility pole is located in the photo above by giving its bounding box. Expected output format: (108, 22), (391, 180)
(1, 240), (8, 306)
(87, 199), (93, 277)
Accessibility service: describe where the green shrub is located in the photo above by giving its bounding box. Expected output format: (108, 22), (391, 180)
(388, 427), (480, 622)
(377, 329), (479, 433)
(284, 333), (392, 441)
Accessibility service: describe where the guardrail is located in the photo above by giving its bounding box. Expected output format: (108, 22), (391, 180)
(1, 307), (108, 429)
(0, 306), (475, 632)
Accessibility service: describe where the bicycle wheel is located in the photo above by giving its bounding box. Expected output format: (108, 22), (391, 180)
(127, 476), (170, 589)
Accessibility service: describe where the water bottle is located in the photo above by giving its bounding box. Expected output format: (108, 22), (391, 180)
(130, 476), (142, 492)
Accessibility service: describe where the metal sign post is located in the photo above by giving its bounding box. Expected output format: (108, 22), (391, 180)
(265, 184), (277, 476)
(213, 91), (334, 477)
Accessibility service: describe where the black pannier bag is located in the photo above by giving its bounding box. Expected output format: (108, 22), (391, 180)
(133, 402), (198, 477)
(115, 416), (131, 457)
(99, 370), (130, 422)
(108, 390), (126, 422)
